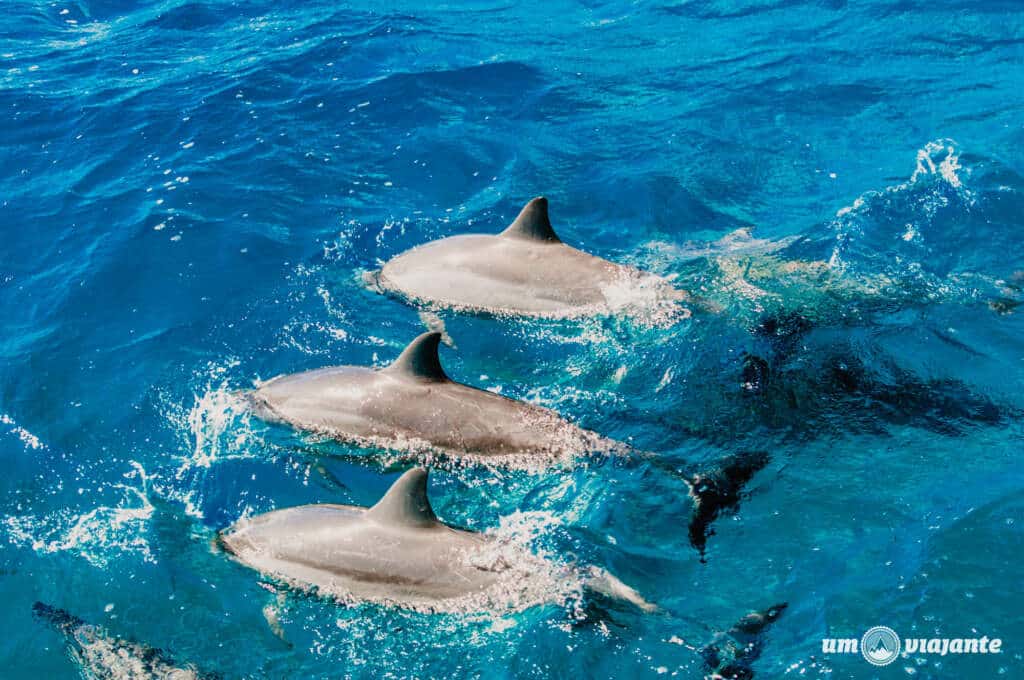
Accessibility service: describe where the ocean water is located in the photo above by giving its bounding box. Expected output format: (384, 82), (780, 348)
(2, 1), (1023, 678)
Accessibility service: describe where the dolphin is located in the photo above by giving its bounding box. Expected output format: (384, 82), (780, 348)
(668, 602), (788, 679)
(247, 332), (770, 554)
(375, 197), (687, 318)
(247, 331), (613, 465)
(219, 467), (653, 614)
(687, 451), (770, 560)
(32, 602), (214, 680)
(700, 603), (788, 679)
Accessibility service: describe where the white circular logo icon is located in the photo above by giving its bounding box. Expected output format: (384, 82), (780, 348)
(861, 626), (901, 666)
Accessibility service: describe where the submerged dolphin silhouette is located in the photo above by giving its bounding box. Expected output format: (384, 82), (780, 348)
(700, 603), (788, 679)
(33, 602), (214, 680)
(219, 467), (653, 613)
(376, 197), (686, 318)
(247, 331), (611, 463)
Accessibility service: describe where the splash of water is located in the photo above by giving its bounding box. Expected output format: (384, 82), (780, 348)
(0, 413), (44, 450)
(830, 139), (972, 269)
(660, 140), (985, 322)
(160, 363), (261, 517)
(4, 462), (154, 568)
(598, 270), (693, 329)
(911, 139), (965, 189)
(178, 383), (254, 472)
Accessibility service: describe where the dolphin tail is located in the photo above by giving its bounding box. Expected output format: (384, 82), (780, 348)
(701, 602), (788, 679)
(685, 451), (770, 561)
(629, 449), (769, 559)
(583, 566), (658, 613)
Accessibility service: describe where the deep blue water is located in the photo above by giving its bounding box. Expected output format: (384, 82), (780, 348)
(2, 1), (1024, 677)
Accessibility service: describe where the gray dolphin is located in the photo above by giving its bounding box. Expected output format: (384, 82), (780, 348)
(375, 197), (687, 318)
(247, 332), (770, 555)
(248, 331), (613, 464)
(220, 467), (653, 613)
(32, 602), (213, 680)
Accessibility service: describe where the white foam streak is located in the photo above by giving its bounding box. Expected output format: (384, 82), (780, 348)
(911, 140), (964, 188)
(0, 412), (44, 449)
(178, 384), (254, 473)
(4, 462), (154, 568)
(160, 365), (260, 518)
(598, 271), (692, 329)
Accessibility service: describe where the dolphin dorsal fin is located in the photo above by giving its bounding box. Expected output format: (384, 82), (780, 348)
(500, 197), (561, 243)
(387, 332), (448, 382)
(366, 468), (438, 528)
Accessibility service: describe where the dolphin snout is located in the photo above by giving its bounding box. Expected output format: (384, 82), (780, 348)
(214, 530), (238, 557)
(216, 521), (260, 558)
(240, 388), (287, 424)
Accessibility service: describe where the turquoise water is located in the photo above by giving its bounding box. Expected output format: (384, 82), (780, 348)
(2, 1), (1023, 677)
